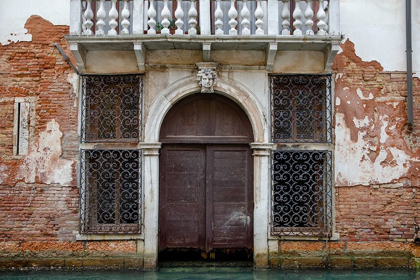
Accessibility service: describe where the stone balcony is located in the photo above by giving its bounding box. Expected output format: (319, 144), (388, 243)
(66, 0), (341, 73)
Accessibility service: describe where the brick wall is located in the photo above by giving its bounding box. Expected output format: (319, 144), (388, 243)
(0, 16), (79, 242)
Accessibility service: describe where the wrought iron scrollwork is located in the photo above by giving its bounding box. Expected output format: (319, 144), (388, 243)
(270, 74), (332, 143)
(271, 150), (333, 236)
(80, 149), (142, 234)
(81, 75), (142, 142)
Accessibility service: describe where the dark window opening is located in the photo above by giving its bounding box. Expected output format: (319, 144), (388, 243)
(80, 149), (142, 234)
(270, 74), (332, 143)
(271, 150), (332, 237)
(81, 75), (142, 143)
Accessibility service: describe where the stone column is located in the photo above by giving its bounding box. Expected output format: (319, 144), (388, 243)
(250, 143), (273, 268)
(141, 142), (161, 270)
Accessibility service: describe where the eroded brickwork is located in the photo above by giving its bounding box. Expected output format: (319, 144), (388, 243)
(0, 16), (79, 242)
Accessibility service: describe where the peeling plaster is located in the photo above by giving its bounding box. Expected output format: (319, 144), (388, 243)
(66, 73), (79, 108)
(17, 120), (74, 186)
(335, 114), (410, 186)
(356, 88), (374, 100)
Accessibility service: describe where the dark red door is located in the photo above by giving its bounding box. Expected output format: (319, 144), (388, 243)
(159, 93), (254, 253)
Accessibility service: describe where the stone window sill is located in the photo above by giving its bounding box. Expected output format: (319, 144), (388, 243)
(76, 234), (143, 241)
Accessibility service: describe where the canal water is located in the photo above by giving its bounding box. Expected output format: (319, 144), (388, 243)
(0, 268), (418, 280)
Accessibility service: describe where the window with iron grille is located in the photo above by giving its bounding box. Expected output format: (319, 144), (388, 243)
(80, 74), (143, 234)
(81, 75), (142, 143)
(271, 150), (333, 237)
(270, 74), (332, 143)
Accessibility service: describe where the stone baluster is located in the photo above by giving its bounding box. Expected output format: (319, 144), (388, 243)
(215, 0), (223, 35)
(96, 0), (106, 35)
(81, 1), (87, 34)
(175, 0), (184, 34)
(325, 3), (329, 33)
(317, 0), (327, 35)
(292, 0), (302, 35)
(108, 0), (119, 35)
(281, 0), (290, 35)
(121, 0), (131, 35)
(255, 0), (264, 35)
(148, 0), (157, 34)
(304, 0), (314, 35)
(228, 0), (238, 35)
(161, 0), (171, 34)
(83, 0), (94, 35)
(188, 0), (198, 35)
(241, 0), (250, 35)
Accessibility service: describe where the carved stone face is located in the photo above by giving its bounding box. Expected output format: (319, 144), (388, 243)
(202, 73), (212, 88)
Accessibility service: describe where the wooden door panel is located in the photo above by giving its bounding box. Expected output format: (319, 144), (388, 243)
(206, 145), (253, 250)
(159, 145), (206, 250)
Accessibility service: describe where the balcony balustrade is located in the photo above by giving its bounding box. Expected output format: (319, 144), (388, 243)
(70, 0), (338, 36)
(67, 0), (341, 73)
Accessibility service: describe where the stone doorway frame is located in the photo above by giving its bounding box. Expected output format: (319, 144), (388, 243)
(141, 75), (272, 269)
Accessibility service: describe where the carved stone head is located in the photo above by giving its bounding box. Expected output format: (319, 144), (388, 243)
(197, 68), (217, 93)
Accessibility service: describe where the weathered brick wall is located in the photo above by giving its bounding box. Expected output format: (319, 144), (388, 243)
(0, 16), (79, 242)
(332, 39), (420, 242)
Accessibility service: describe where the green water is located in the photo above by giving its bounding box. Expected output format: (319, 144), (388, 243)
(0, 268), (418, 280)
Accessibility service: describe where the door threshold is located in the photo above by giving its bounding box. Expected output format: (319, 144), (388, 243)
(158, 261), (254, 268)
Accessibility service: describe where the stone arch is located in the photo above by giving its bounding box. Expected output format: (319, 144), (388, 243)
(144, 75), (268, 144)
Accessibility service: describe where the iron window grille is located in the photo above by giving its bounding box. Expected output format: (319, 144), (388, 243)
(270, 74), (332, 143)
(80, 149), (142, 234)
(271, 150), (333, 237)
(81, 75), (142, 143)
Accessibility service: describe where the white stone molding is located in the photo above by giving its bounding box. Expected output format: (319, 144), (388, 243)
(144, 75), (268, 144)
(324, 42), (340, 71)
(70, 0), (83, 35)
(69, 43), (86, 72)
(202, 43), (211, 61)
(267, 0), (279, 35)
(266, 42), (278, 71)
(133, 0), (145, 35)
(133, 42), (146, 72)
(250, 142), (273, 267)
(196, 62), (218, 93)
(199, 0), (211, 35)
(141, 142), (162, 269)
(328, 0), (339, 35)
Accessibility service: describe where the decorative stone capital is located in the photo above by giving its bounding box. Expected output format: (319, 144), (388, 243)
(139, 142), (161, 156)
(196, 62), (218, 93)
(250, 142), (274, 156)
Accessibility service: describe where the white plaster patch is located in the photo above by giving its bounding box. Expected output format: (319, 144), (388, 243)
(0, 164), (6, 184)
(0, 0), (70, 45)
(343, 87), (349, 91)
(347, 101), (351, 105)
(17, 119), (74, 186)
(67, 73), (79, 107)
(356, 88), (374, 100)
(336, 97), (341, 106)
(335, 73), (343, 81)
(380, 115), (389, 144)
(335, 113), (410, 186)
(353, 116), (370, 129)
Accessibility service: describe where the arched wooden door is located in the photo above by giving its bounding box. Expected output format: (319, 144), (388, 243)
(159, 93), (254, 255)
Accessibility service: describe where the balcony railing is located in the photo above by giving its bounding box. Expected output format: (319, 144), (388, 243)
(69, 0), (339, 37)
